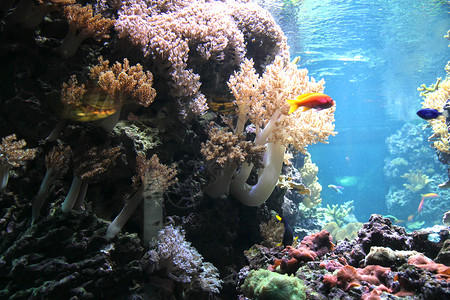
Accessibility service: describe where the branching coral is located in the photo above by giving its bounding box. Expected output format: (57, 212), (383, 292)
(420, 77), (450, 153)
(115, 0), (288, 118)
(62, 145), (121, 213)
(147, 225), (222, 294)
(106, 153), (177, 241)
(32, 144), (72, 223)
(89, 57), (156, 108)
(0, 134), (36, 191)
(201, 124), (265, 197)
(51, 57), (157, 137)
(205, 56), (335, 206)
(299, 153), (322, 208)
(401, 169), (432, 192)
(57, 4), (115, 58)
(322, 203), (352, 227)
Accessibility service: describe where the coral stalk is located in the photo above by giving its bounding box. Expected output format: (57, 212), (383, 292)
(32, 169), (55, 222)
(106, 184), (145, 239)
(61, 175), (83, 213)
(0, 164), (10, 191)
(230, 143), (285, 206)
(106, 154), (177, 241)
(143, 191), (163, 243)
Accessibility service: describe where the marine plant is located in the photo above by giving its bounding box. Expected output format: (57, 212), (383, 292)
(0, 134), (36, 191)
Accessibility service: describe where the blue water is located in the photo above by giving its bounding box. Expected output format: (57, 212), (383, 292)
(264, 0), (449, 221)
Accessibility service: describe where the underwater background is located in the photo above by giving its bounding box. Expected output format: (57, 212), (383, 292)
(262, 0), (449, 224)
(1, 0), (450, 299)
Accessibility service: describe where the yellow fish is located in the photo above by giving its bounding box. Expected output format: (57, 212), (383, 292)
(60, 91), (119, 122)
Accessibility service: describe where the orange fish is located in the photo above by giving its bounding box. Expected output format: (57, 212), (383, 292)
(286, 93), (334, 114)
(407, 214), (414, 222)
(418, 193), (439, 213)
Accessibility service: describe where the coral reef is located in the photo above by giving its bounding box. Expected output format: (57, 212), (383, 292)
(355, 214), (413, 253)
(0, 200), (146, 299)
(321, 202), (353, 227)
(237, 215), (450, 299)
(384, 122), (448, 226)
(3, 0), (449, 298)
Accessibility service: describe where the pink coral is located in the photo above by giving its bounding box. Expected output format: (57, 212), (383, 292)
(324, 264), (391, 292)
(323, 273), (337, 287)
(407, 253), (450, 282)
(269, 230), (334, 274)
(115, 0), (288, 118)
(335, 265), (390, 290)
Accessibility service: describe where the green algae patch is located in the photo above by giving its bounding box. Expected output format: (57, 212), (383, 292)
(241, 269), (306, 300)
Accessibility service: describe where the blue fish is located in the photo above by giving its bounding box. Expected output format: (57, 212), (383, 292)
(416, 108), (449, 120)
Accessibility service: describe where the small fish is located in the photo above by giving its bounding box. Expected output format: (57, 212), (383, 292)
(328, 184), (344, 194)
(416, 108), (449, 120)
(287, 93), (334, 114)
(384, 215), (398, 223)
(418, 193), (439, 213)
(418, 197), (425, 213)
(275, 215), (294, 247)
(407, 214), (414, 222)
(291, 56), (301, 65)
(60, 90), (119, 122)
(208, 99), (237, 114)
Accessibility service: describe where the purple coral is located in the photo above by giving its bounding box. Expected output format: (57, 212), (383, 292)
(147, 225), (222, 294)
(115, 0), (288, 118)
(355, 214), (413, 254)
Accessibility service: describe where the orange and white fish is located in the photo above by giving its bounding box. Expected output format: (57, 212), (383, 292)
(287, 93), (334, 114)
(418, 193), (439, 213)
